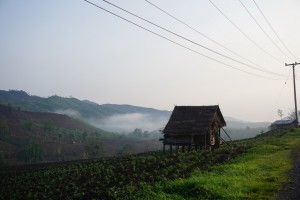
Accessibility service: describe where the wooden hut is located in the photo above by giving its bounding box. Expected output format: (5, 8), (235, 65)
(161, 105), (226, 153)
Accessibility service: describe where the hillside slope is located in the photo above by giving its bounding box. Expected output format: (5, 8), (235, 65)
(0, 104), (161, 165)
(0, 90), (270, 139)
(0, 90), (171, 131)
(0, 90), (170, 118)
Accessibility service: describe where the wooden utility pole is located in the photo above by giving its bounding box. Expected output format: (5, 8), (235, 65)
(285, 62), (300, 126)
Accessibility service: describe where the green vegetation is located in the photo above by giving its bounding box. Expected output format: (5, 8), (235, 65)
(42, 120), (54, 133)
(116, 144), (134, 156)
(0, 116), (10, 137)
(127, 128), (154, 139)
(1, 129), (299, 199)
(0, 151), (5, 166)
(84, 140), (105, 158)
(135, 129), (300, 199)
(0, 106), (161, 164)
(0, 90), (170, 122)
(21, 119), (34, 131)
(17, 141), (44, 164)
(0, 103), (122, 164)
(0, 146), (242, 199)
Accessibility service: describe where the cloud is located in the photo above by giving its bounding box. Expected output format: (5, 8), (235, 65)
(91, 113), (169, 133)
(53, 110), (170, 133)
(54, 109), (81, 118)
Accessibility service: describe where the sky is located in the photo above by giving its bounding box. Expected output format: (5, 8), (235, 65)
(1, 0), (300, 122)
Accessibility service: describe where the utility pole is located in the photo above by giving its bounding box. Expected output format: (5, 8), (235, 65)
(285, 62), (300, 126)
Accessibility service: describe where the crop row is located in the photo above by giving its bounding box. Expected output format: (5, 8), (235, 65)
(0, 146), (244, 199)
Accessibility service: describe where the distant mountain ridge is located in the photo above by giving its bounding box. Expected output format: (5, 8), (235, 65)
(0, 90), (171, 119)
(0, 90), (270, 138)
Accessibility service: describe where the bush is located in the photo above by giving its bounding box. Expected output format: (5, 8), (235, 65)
(17, 141), (44, 164)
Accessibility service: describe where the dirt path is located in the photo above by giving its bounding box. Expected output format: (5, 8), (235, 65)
(277, 144), (300, 199)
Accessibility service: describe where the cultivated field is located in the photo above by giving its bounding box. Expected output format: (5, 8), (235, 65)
(1, 128), (299, 199)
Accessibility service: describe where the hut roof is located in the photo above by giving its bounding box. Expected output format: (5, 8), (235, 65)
(163, 105), (226, 135)
(271, 119), (296, 126)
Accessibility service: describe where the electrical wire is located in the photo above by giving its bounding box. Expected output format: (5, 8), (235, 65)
(208, 0), (283, 64)
(82, 0), (284, 80)
(238, 0), (293, 61)
(101, 0), (284, 78)
(145, 0), (282, 78)
(263, 71), (291, 130)
(252, 0), (299, 61)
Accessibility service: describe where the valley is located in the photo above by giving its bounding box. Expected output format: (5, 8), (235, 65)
(0, 90), (271, 165)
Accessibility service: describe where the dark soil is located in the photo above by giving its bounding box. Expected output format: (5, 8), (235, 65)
(277, 144), (300, 199)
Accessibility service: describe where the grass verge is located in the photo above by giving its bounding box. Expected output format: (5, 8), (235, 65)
(135, 129), (300, 200)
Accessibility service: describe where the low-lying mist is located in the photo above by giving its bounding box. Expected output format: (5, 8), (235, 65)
(54, 109), (170, 133)
(55, 109), (81, 118)
(55, 109), (271, 140)
(90, 113), (169, 133)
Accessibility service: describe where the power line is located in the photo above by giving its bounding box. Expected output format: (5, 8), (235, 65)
(101, 0), (284, 78)
(264, 72), (291, 129)
(144, 1), (297, 127)
(144, 0), (282, 78)
(252, 0), (299, 61)
(82, 0), (283, 80)
(208, 0), (283, 64)
(238, 0), (293, 61)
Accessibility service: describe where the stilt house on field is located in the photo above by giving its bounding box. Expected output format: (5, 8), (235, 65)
(161, 105), (226, 153)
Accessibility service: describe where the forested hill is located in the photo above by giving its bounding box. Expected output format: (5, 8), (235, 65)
(0, 90), (270, 139)
(0, 90), (171, 120)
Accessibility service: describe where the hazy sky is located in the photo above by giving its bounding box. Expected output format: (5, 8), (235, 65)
(1, 0), (300, 122)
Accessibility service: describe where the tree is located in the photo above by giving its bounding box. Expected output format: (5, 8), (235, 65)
(0, 117), (10, 137)
(7, 103), (12, 115)
(129, 128), (143, 138)
(17, 141), (44, 164)
(23, 119), (33, 131)
(58, 132), (63, 141)
(84, 140), (104, 158)
(68, 132), (76, 143)
(277, 109), (284, 119)
(116, 144), (133, 156)
(287, 110), (300, 120)
(56, 146), (63, 161)
(0, 150), (5, 166)
(134, 128), (142, 136)
(82, 131), (88, 142)
(143, 131), (150, 138)
(43, 121), (54, 133)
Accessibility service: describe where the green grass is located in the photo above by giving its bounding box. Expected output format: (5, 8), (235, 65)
(135, 129), (300, 200)
(0, 146), (242, 199)
(1, 129), (299, 199)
